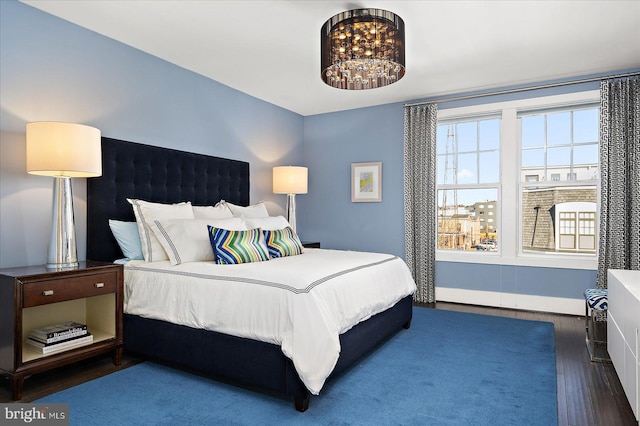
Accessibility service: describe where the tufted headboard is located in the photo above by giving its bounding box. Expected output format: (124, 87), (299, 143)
(87, 137), (250, 262)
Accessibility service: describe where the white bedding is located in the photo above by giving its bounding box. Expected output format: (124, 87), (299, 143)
(123, 248), (416, 394)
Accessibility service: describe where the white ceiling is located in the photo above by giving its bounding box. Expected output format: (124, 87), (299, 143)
(21, 0), (640, 116)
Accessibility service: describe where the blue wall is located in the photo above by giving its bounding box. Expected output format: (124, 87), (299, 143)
(301, 103), (405, 257)
(436, 262), (596, 298)
(0, 1), (303, 268)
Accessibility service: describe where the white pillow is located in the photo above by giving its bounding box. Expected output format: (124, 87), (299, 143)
(127, 199), (194, 262)
(150, 218), (247, 265)
(223, 200), (269, 218)
(193, 203), (233, 219)
(245, 215), (290, 230)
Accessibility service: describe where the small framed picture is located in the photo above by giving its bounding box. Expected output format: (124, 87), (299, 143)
(351, 162), (382, 202)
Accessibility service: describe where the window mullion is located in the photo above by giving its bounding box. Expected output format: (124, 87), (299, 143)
(543, 114), (548, 180)
(501, 108), (518, 261)
(570, 111), (574, 177)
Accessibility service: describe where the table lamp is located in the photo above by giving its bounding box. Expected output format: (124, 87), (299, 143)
(26, 122), (102, 269)
(273, 166), (308, 233)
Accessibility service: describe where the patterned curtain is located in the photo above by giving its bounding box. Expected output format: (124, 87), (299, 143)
(403, 104), (438, 303)
(597, 75), (640, 288)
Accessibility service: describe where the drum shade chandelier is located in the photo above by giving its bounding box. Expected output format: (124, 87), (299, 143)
(321, 8), (405, 90)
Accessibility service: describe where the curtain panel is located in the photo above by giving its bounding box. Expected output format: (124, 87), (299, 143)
(403, 104), (438, 303)
(597, 75), (640, 288)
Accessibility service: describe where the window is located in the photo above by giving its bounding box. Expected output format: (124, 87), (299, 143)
(436, 117), (500, 252)
(553, 207), (597, 251)
(579, 212), (596, 250)
(436, 90), (599, 269)
(559, 212), (576, 249)
(520, 105), (598, 255)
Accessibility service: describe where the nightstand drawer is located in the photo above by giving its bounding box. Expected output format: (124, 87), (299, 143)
(22, 271), (117, 308)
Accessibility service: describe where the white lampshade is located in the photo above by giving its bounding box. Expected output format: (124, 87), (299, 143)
(26, 122), (102, 177)
(273, 166), (308, 194)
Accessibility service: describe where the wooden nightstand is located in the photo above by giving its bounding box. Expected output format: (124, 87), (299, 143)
(302, 241), (321, 248)
(0, 262), (124, 400)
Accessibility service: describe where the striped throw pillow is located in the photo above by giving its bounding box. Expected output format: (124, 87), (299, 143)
(263, 227), (304, 258)
(208, 226), (270, 265)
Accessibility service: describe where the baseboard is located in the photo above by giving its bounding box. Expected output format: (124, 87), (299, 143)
(435, 287), (584, 316)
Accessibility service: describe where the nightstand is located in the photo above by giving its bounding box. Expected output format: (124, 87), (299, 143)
(0, 262), (124, 400)
(302, 241), (321, 248)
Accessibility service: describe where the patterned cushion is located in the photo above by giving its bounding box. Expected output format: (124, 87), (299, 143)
(264, 227), (304, 258)
(208, 226), (270, 265)
(584, 288), (608, 311)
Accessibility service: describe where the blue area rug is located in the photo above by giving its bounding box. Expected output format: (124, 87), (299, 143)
(36, 307), (557, 425)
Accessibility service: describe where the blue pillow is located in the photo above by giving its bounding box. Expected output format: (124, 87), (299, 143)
(208, 226), (270, 265)
(108, 220), (144, 260)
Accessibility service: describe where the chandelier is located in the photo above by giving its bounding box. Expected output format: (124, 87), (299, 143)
(321, 8), (405, 90)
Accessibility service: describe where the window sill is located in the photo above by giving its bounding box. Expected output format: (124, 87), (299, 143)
(436, 250), (597, 270)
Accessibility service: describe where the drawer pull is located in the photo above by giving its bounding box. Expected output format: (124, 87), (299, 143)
(94, 282), (105, 288)
(42, 290), (54, 296)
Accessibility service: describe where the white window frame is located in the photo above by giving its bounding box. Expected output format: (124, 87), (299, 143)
(436, 90), (599, 270)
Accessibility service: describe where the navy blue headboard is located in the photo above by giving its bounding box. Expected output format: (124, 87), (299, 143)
(87, 137), (250, 262)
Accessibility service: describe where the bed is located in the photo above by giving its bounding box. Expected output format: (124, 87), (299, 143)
(87, 137), (415, 411)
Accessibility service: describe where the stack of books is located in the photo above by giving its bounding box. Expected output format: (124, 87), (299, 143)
(26, 321), (93, 354)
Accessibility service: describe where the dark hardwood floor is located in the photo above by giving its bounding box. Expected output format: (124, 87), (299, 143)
(433, 302), (637, 426)
(1, 303), (636, 426)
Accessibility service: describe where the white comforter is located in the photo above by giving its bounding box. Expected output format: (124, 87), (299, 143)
(123, 248), (416, 394)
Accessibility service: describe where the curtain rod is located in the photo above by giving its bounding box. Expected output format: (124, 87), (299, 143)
(403, 71), (639, 108)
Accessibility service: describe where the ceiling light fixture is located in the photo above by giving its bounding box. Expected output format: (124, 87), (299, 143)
(321, 8), (405, 90)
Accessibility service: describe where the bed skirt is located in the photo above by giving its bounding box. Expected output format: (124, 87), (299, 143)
(123, 294), (413, 411)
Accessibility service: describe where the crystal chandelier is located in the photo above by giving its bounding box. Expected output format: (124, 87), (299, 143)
(321, 8), (405, 90)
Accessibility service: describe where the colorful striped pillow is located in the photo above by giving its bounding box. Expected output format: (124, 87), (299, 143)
(208, 226), (270, 265)
(263, 227), (304, 258)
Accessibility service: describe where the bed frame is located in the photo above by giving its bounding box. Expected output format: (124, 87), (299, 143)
(87, 137), (413, 411)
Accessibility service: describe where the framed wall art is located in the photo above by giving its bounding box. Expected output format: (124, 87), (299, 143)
(351, 162), (382, 202)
